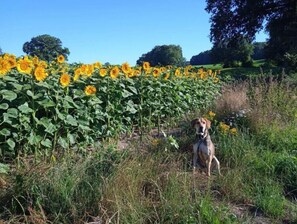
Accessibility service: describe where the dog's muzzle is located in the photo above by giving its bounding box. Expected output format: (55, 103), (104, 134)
(196, 126), (206, 139)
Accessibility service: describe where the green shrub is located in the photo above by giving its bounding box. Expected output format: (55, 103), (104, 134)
(275, 155), (297, 195)
(257, 123), (297, 152)
(252, 178), (285, 218)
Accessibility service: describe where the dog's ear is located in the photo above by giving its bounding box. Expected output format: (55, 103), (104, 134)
(205, 118), (211, 129)
(191, 119), (198, 127)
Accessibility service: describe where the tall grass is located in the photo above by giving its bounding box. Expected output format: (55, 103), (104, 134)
(0, 146), (126, 223)
(100, 147), (238, 224)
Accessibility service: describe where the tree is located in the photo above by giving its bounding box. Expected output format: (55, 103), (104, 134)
(136, 45), (186, 66)
(211, 37), (254, 67)
(205, 0), (297, 65)
(0, 47), (2, 55)
(190, 50), (213, 65)
(23, 34), (70, 62)
(252, 42), (267, 60)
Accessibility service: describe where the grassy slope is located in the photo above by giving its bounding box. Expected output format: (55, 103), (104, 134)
(197, 60), (285, 80)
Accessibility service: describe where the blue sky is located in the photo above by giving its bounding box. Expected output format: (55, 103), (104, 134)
(1, 0), (267, 65)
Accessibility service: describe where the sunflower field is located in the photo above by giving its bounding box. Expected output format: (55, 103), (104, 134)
(0, 53), (221, 160)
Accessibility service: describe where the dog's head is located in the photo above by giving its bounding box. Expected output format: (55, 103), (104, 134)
(191, 117), (211, 139)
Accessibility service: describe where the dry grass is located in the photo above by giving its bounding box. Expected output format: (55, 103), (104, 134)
(214, 81), (249, 119)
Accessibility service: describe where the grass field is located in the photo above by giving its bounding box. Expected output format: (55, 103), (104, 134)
(196, 59), (287, 80)
(0, 64), (297, 223)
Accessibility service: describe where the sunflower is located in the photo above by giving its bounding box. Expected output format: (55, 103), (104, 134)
(199, 72), (207, 79)
(17, 57), (33, 74)
(143, 62), (150, 71)
(84, 85), (96, 96)
(60, 73), (71, 87)
(6, 54), (17, 69)
(0, 58), (10, 76)
(93, 61), (102, 69)
(57, 55), (65, 63)
(34, 66), (48, 81)
(38, 60), (48, 68)
(174, 68), (181, 77)
(32, 56), (39, 67)
(152, 68), (160, 77)
(133, 69), (141, 77)
(86, 64), (94, 77)
(110, 66), (120, 79)
(121, 62), (131, 74)
(164, 73), (170, 80)
(99, 68), (107, 77)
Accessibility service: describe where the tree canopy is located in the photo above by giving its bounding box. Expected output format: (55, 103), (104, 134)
(190, 50), (212, 65)
(190, 42), (265, 66)
(205, 0), (297, 65)
(136, 45), (186, 66)
(23, 34), (70, 62)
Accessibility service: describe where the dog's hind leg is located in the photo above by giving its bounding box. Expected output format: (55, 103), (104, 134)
(212, 156), (221, 176)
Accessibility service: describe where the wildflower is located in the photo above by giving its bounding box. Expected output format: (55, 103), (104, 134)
(208, 111), (216, 120)
(84, 85), (96, 95)
(17, 56), (33, 74)
(57, 55), (65, 63)
(34, 66), (48, 81)
(60, 73), (71, 87)
(151, 138), (161, 146)
(219, 122), (230, 134)
(230, 128), (238, 135)
(110, 66), (119, 79)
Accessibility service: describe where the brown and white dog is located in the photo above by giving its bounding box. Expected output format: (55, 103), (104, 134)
(191, 118), (221, 176)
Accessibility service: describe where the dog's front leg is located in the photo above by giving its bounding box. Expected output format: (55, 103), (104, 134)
(193, 143), (199, 174)
(206, 159), (212, 177)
